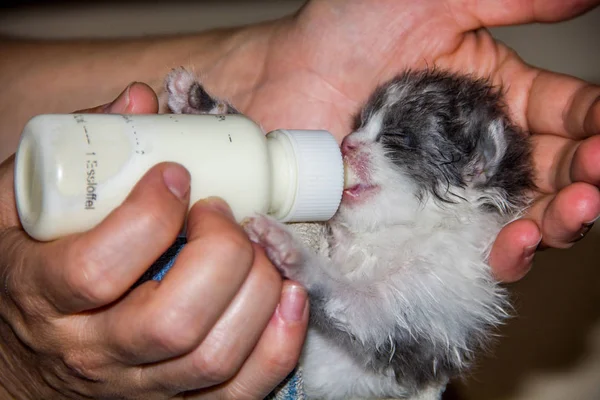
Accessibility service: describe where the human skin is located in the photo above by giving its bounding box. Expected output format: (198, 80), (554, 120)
(0, 0), (599, 398)
(0, 85), (309, 399)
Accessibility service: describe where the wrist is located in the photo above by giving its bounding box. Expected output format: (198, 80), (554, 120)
(178, 20), (285, 113)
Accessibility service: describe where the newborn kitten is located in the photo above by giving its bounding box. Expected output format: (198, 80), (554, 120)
(165, 67), (534, 400)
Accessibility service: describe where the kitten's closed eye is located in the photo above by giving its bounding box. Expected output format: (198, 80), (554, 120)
(377, 130), (416, 151)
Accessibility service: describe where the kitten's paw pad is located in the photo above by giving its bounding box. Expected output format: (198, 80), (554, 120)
(165, 67), (235, 115)
(165, 67), (199, 114)
(243, 215), (303, 274)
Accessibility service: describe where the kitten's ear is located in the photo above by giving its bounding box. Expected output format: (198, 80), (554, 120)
(470, 118), (508, 184)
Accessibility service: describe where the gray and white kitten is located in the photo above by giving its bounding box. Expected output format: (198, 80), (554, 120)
(165, 67), (534, 400)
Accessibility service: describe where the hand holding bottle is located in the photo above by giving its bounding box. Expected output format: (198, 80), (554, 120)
(0, 83), (308, 399)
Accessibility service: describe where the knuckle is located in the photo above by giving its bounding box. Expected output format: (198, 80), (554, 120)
(191, 346), (238, 385)
(262, 342), (300, 375)
(63, 245), (117, 306)
(120, 200), (176, 239)
(254, 249), (282, 283)
(203, 230), (254, 265)
(146, 309), (202, 355)
(264, 353), (298, 377)
(62, 350), (104, 382)
(134, 204), (174, 233)
(1, 234), (37, 306)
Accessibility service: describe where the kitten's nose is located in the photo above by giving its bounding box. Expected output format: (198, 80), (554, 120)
(341, 137), (358, 156)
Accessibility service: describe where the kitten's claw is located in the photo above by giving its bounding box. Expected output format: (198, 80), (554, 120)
(243, 215), (303, 278)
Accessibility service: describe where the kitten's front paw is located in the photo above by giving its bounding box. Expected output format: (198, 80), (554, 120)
(165, 67), (236, 115)
(243, 215), (304, 279)
(165, 67), (200, 114)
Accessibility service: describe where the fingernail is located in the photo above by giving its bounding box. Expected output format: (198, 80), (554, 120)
(200, 197), (234, 217)
(523, 235), (542, 260)
(105, 83), (133, 113)
(162, 164), (190, 200)
(584, 214), (599, 225)
(278, 284), (308, 322)
(572, 222), (595, 243)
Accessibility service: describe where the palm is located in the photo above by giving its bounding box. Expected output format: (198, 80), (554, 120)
(236, 0), (534, 143)
(216, 0), (600, 282)
(242, 0), (464, 139)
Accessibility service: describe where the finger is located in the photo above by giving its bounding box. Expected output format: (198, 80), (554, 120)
(38, 163), (190, 314)
(572, 135), (600, 186)
(101, 198), (255, 365)
(0, 155), (19, 228)
(142, 246), (283, 394)
(452, 0), (600, 29)
(489, 219), (541, 283)
(202, 281), (309, 400)
(532, 134), (600, 193)
(528, 182), (600, 248)
(75, 82), (159, 114)
(524, 69), (600, 139)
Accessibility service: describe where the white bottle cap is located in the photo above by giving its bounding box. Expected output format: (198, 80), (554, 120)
(276, 129), (344, 222)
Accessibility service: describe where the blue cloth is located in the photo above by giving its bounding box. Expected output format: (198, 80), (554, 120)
(145, 240), (303, 400)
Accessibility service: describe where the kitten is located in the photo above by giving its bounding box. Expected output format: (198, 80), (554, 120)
(165, 67), (534, 400)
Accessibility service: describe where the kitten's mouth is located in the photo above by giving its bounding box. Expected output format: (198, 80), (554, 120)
(343, 161), (378, 202)
(343, 184), (378, 198)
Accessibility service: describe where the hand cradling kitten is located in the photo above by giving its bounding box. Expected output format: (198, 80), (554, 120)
(165, 67), (534, 400)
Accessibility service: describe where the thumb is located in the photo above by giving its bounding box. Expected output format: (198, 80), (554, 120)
(76, 82), (159, 114)
(38, 162), (191, 314)
(452, 0), (599, 30)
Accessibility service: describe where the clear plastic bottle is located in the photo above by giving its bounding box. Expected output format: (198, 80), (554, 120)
(14, 113), (344, 241)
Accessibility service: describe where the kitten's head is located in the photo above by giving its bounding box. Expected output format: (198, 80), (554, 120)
(337, 70), (534, 230)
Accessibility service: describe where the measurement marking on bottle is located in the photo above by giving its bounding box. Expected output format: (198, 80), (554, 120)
(83, 126), (91, 144)
(85, 157), (98, 210)
(131, 127), (144, 155)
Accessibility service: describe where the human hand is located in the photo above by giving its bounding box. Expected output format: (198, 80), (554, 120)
(0, 84), (308, 399)
(197, 0), (600, 282)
